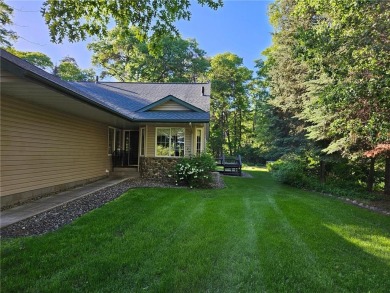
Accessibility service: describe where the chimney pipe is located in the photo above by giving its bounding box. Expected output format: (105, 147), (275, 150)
(201, 86), (205, 96)
(95, 76), (99, 83)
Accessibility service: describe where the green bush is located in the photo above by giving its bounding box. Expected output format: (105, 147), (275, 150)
(172, 153), (216, 188)
(267, 154), (307, 187)
(267, 153), (374, 199)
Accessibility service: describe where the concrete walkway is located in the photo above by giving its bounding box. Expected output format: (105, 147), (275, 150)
(0, 177), (128, 229)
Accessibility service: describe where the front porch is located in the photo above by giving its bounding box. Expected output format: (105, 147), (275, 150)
(108, 123), (208, 181)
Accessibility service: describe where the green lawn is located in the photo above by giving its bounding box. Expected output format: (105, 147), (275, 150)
(2, 168), (390, 292)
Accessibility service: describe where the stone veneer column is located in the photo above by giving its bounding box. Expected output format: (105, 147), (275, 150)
(139, 157), (180, 181)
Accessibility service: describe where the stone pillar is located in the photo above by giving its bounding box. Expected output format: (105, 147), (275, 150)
(139, 157), (180, 181)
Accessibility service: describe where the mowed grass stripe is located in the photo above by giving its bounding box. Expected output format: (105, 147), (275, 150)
(1, 168), (390, 292)
(269, 182), (390, 291)
(264, 193), (334, 291)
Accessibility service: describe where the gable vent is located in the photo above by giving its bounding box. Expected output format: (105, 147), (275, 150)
(151, 101), (191, 111)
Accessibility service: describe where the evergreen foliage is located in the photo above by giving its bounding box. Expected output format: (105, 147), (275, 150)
(263, 0), (390, 195)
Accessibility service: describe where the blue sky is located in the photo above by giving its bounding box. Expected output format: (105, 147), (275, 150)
(8, 0), (274, 77)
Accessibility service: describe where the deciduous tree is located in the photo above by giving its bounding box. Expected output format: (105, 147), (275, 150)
(54, 57), (96, 82)
(208, 53), (252, 156)
(0, 0), (17, 47)
(41, 0), (223, 43)
(88, 27), (209, 82)
(5, 48), (53, 70)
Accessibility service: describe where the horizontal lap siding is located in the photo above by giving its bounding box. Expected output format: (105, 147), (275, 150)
(151, 101), (189, 111)
(146, 125), (155, 157)
(0, 96), (109, 197)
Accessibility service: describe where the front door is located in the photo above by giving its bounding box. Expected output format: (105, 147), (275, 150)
(123, 130), (139, 166)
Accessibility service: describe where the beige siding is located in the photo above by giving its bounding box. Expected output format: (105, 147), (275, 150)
(1, 95), (110, 198)
(145, 124), (206, 157)
(146, 125), (155, 157)
(151, 101), (190, 111)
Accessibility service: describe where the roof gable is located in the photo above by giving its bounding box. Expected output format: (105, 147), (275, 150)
(96, 82), (210, 112)
(137, 95), (206, 113)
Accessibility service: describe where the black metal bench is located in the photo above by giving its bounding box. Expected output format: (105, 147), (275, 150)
(216, 155), (242, 176)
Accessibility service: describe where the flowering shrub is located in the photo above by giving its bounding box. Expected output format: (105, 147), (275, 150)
(171, 153), (216, 188)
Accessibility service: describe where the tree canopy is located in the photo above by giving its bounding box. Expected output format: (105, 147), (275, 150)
(263, 0), (390, 194)
(88, 27), (209, 82)
(0, 0), (17, 47)
(6, 48), (54, 70)
(208, 52), (252, 156)
(54, 57), (96, 82)
(5, 48), (96, 82)
(41, 0), (223, 44)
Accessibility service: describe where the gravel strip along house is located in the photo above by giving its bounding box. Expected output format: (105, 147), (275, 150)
(0, 49), (210, 208)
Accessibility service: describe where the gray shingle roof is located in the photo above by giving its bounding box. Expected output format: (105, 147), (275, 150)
(1, 49), (210, 123)
(91, 82), (210, 112)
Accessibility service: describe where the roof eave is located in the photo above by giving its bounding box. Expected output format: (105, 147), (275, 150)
(134, 119), (210, 123)
(26, 72), (135, 122)
(1, 53), (134, 122)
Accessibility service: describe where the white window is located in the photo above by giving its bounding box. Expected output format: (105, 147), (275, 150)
(108, 127), (122, 155)
(156, 127), (185, 157)
(195, 128), (203, 155)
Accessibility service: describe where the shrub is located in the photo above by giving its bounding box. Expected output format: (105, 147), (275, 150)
(267, 154), (307, 187)
(267, 152), (375, 199)
(172, 153), (216, 188)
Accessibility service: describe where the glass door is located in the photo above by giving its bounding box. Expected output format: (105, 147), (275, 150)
(123, 130), (130, 166)
(129, 131), (139, 165)
(123, 130), (139, 166)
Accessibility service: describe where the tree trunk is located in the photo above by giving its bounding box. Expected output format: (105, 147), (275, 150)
(226, 130), (233, 156)
(367, 157), (375, 192)
(319, 160), (326, 183)
(233, 111), (237, 154)
(239, 108), (242, 151)
(224, 111), (233, 156)
(385, 156), (390, 196)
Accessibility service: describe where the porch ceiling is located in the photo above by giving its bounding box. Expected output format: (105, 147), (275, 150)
(1, 69), (138, 129)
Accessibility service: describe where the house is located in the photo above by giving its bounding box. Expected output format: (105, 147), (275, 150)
(0, 49), (210, 208)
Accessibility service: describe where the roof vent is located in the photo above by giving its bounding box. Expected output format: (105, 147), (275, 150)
(95, 76), (99, 83)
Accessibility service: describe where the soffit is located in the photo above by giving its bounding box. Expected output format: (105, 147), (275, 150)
(1, 69), (137, 129)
